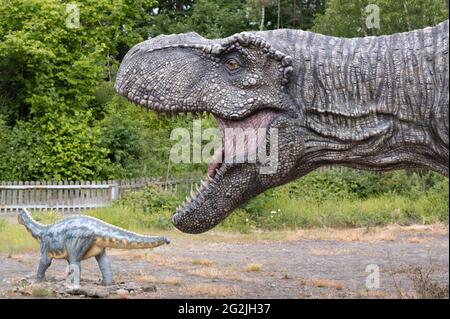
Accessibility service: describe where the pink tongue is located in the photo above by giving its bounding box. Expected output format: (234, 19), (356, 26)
(215, 110), (276, 164)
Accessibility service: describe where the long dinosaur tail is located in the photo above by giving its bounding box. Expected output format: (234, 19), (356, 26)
(18, 209), (45, 240)
(89, 219), (171, 249)
(95, 234), (170, 249)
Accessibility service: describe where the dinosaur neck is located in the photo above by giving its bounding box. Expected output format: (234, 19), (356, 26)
(266, 22), (449, 175)
(20, 211), (45, 240)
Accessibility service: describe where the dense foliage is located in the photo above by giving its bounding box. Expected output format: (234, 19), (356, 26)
(0, 0), (157, 180)
(313, 0), (448, 37)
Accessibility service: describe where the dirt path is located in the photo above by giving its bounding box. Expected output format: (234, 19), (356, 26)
(0, 224), (448, 299)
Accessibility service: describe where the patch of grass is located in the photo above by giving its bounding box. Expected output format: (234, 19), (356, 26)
(122, 251), (190, 270)
(31, 211), (64, 224)
(0, 211), (77, 254)
(31, 287), (55, 298)
(0, 219), (6, 231)
(160, 277), (183, 286)
(286, 226), (398, 242)
(188, 267), (245, 282)
(225, 170), (449, 232)
(192, 259), (215, 267)
(302, 278), (345, 290)
(219, 209), (253, 233)
(405, 237), (432, 244)
(134, 275), (182, 286)
(182, 284), (240, 297)
(0, 219), (39, 254)
(243, 192), (449, 231)
(243, 263), (262, 272)
(359, 290), (387, 299)
(309, 248), (353, 256)
(87, 206), (174, 232)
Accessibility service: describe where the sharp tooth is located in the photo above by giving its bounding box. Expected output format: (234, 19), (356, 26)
(201, 180), (208, 187)
(185, 196), (190, 202)
(190, 190), (196, 198)
(207, 174), (213, 181)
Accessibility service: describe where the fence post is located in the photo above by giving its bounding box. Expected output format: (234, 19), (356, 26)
(110, 181), (119, 201)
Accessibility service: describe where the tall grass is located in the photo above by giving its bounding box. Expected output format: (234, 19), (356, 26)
(232, 193), (448, 231)
(86, 206), (173, 232)
(0, 221), (39, 254)
(88, 170), (449, 232)
(222, 169), (449, 231)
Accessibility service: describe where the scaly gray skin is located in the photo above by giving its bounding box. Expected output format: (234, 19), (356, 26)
(115, 20), (449, 234)
(18, 209), (170, 286)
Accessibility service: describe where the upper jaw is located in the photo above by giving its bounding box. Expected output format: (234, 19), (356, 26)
(115, 32), (214, 100)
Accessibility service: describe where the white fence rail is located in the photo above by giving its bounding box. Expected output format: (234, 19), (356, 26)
(0, 176), (200, 214)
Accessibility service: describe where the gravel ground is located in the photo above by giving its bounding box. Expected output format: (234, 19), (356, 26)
(0, 224), (448, 299)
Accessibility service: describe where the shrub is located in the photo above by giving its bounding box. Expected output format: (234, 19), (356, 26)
(115, 184), (179, 213)
(85, 184), (179, 231)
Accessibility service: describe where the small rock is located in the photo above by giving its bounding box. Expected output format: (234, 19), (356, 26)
(142, 285), (157, 293)
(115, 288), (129, 295)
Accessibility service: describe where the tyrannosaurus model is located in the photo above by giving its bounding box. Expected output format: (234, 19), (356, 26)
(115, 20), (449, 234)
(18, 209), (170, 286)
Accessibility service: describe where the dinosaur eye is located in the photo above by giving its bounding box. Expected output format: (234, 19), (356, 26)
(225, 58), (241, 72)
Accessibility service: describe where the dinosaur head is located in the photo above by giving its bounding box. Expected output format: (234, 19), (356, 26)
(116, 32), (305, 233)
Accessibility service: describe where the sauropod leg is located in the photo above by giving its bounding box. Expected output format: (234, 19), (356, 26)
(95, 249), (114, 286)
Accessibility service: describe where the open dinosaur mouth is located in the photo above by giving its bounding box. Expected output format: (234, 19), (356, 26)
(174, 109), (278, 213)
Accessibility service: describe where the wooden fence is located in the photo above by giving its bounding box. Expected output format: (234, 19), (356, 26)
(0, 175), (201, 214)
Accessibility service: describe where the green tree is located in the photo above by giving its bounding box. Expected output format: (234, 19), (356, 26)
(0, 0), (156, 123)
(248, 0), (275, 31)
(312, 0), (448, 37)
(246, 0), (326, 31)
(0, 0), (157, 180)
(148, 0), (250, 38)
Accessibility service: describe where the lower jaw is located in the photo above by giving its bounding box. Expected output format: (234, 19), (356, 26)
(172, 205), (226, 234)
